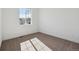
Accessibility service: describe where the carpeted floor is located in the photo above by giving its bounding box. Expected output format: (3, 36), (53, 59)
(0, 32), (79, 51)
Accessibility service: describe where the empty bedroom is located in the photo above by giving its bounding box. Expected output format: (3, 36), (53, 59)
(0, 8), (79, 51)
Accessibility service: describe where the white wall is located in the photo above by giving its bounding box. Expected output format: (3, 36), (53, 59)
(2, 8), (79, 43)
(2, 8), (39, 40)
(0, 8), (2, 47)
(39, 8), (79, 43)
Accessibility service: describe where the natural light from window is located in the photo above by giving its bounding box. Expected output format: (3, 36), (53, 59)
(19, 8), (32, 25)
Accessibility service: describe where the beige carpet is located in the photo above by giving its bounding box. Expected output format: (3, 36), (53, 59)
(20, 38), (52, 51)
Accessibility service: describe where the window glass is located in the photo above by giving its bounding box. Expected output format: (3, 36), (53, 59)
(19, 8), (32, 25)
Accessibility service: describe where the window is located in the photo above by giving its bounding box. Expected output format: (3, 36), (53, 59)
(19, 8), (32, 25)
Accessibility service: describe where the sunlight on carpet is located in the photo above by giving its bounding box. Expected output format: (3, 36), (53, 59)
(20, 37), (52, 51)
